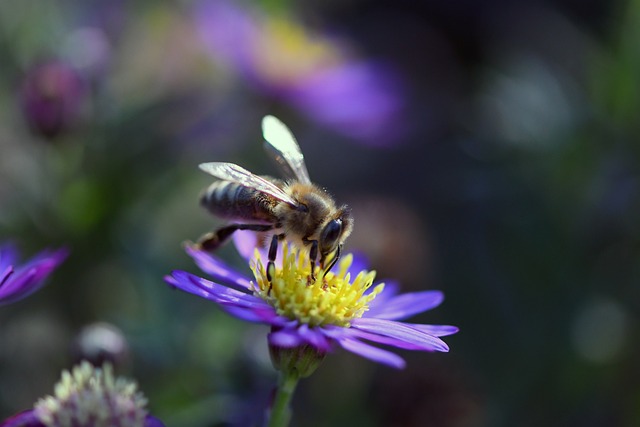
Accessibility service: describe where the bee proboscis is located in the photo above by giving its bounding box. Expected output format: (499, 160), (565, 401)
(196, 115), (353, 279)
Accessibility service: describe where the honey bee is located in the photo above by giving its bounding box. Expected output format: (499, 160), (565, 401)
(196, 115), (353, 279)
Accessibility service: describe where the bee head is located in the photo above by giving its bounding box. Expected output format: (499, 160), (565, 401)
(319, 206), (353, 267)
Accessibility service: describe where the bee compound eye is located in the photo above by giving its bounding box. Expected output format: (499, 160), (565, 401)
(321, 219), (343, 248)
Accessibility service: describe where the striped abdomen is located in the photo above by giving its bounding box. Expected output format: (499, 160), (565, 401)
(200, 181), (279, 223)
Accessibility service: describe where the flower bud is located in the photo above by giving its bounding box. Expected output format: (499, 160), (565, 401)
(20, 60), (87, 139)
(269, 339), (326, 379)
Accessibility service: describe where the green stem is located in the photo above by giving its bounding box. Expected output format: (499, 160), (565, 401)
(267, 371), (299, 427)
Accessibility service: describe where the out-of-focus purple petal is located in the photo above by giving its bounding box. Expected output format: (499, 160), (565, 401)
(144, 415), (166, 427)
(185, 245), (252, 290)
(0, 243), (18, 272)
(297, 324), (332, 351)
(0, 265), (12, 286)
(406, 324), (459, 337)
(0, 270), (37, 304)
(193, 0), (257, 72)
(344, 251), (369, 278)
(286, 63), (404, 143)
(22, 246), (68, 275)
(364, 281), (399, 309)
(232, 230), (284, 264)
(365, 290), (444, 320)
(0, 410), (43, 427)
(21, 247), (69, 270)
(232, 230), (260, 261)
(351, 318), (449, 352)
(268, 329), (305, 348)
(0, 245), (68, 305)
(337, 338), (406, 369)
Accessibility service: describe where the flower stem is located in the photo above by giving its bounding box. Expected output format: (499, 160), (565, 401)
(267, 371), (299, 427)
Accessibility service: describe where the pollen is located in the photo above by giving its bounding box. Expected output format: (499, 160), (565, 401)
(34, 361), (148, 427)
(251, 244), (384, 327)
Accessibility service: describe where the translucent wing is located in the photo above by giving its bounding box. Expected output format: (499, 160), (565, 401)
(262, 115), (311, 184)
(199, 162), (298, 207)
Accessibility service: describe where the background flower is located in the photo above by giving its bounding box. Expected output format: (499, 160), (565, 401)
(19, 60), (88, 140)
(0, 243), (68, 306)
(0, 361), (164, 427)
(193, 0), (404, 144)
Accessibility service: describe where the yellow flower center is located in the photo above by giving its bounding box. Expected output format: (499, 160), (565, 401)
(251, 243), (384, 327)
(253, 15), (343, 84)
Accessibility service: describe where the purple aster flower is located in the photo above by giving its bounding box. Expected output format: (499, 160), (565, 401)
(0, 361), (164, 427)
(0, 242), (68, 306)
(193, 0), (404, 144)
(165, 232), (457, 370)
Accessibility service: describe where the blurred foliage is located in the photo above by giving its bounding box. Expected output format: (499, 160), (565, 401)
(1, 0), (640, 426)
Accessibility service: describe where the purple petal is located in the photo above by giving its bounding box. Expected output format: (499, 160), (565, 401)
(297, 324), (332, 351)
(268, 329), (305, 348)
(0, 269), (37, 304)
(286, 62), (404, 143)
(185, 245), (252, 290)
(165, 271), (269, 309)
(165, 273), (208, 297)
(0, 242), (18, 272)
(408, 324), (459, 337)
(342, 327), (432, 351)
(343, 251), (369, 277)
(365, 290), (444, 320)
(144, 415), (166, 427)
(232, 230), (260, 261)
(350, 318), (449, 352)
(2, 246), (69, 303)
(221, 304), (280, 325)
(338, 338), (406, 369)
(0, 409), (44, 427)
(0, 265), (14, 287)
(184, 273), (264, 306)
(193, 0), (257, 72)
(365, 281), (399, 306)
(232, 230), (285, 266)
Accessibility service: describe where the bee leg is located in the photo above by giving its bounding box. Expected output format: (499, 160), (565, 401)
(266, 233), (284, 284)
(322, 244), (342, 273)
(196, 224), (275, 252)
(307, 240), (319, 281)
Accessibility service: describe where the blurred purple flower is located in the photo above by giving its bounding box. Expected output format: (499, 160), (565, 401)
(165, 233), (457, 369)
(20, 60), (88, 139)
(0, 362), (164, 427)
(1, 412), (164, 427)
(0, 242), (68, 306)
(193, 0), (404, 144)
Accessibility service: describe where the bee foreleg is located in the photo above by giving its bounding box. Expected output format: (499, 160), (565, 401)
(303, 238), (319, 281)
(196, 223), (275, 252)
(322, 244), (342, 273)
(266, 233), (285, 284)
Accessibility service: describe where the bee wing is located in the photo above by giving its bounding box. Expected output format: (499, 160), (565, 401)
(262, 115), (312, 184)
(199, 162), (298, 207)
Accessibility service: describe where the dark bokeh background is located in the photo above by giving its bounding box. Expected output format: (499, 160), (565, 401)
(1, 0), (639, 426)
